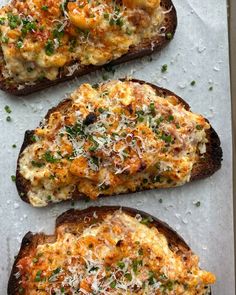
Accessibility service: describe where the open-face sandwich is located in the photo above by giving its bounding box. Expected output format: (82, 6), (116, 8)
(8, 206), (215, 294)
(0, 0), (177, 95)
(16, 79), (222, 207)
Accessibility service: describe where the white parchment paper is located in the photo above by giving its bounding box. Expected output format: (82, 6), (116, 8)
(0, 0), (234, 293)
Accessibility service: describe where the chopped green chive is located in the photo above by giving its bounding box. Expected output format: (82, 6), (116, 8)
(44, 151), (58, 163)
(110, 281), (116, 288)
(195, 201), (201, 207)
(149, 102), (155, 112)
(35, 270), (42, 282)
(45, 40), (54, 56)
(140, 216), (153, 226)
(196, 125), (203, 130)
(31, 160), (44, 167)
(160, 133), (173, 143)
(11, 175), (16, 182)
(125, 273), (132, 281)
(41, 5), (48, 11)
(4, 105), (11, 113)
(167, 115), (174, 122)
(190, 80), (196, 86)
(6, 116), (11, 122)
(166, 32), (173, 40)
(117, 261), (125, 269)
(12, 144), (16, 148)
(16, 40), (23, 48)
(1, 36), (9, 43)
(209, 86), (213, 91)
(161, 64), (168, 73)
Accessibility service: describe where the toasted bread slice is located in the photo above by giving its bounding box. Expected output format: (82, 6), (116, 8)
(16, 79), (222, 206)
(0, 0), (176, 95)
(8, 206), (214, 295)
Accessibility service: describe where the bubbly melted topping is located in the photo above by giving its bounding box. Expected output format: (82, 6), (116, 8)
(16, 210), (215, 294)
(19, 80), (210, 206)
(0, 0), (169, 85)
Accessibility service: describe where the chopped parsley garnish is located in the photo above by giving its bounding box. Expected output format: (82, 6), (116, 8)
(136, 110), (145, 122)
(159, 198), (163, 203)
(125, 273), (132, 281)
(34, 270), (42, 282)
(21, 19), (37, 37)
(209, 86), (213, 91)
(4, 105), (11, 113)
(167, 115), (174, 122)
(161, 64), (168, 73)
(110, 281), (116, 288)
(194, 201), (201, 207)
(196, 125), (203, 130)
(52, 267), (61, 275)
(7, 13), (21, 29)
(12, 144), (16, 148)
(41, 5), (48, 11)
(132, 259), (142, 274)
(0, 17), (5, 25)
(11, 175), (16, 182)
(31, 160), (45, 168)
(44, 151), (58, 163)
(53, 25), (64, 41)
(45, 40), (55, 56)
(16, 40), (23, 48)
(65, 123), (84, 137)
(31, 135), (37, 142)
(1, 36), (9, 43)
(89, 141), (99, 152)
(76, 27), (90, 38)
(6, 115), (11, 122)
(166, 32), (173, 40)
(103, 12), (109, 19)
(109, 6), (124, 27)
(90, 156), (99, 167)
(190, 80), (196, 86)
(148, 271), (156, 285)
(140, 216), (153, 226)
(160, 133), (173, 143)
(117, 261), (125, 269)
(149, 102), (155, 112)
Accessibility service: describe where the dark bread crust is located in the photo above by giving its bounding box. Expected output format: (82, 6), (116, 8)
(8, 206), (212, 294)
(0, 0), (177, 96)
(15, 79), (222, 205)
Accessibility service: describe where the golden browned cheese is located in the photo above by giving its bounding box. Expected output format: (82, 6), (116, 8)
(19, 80), (210, 206)
(16, 210), (215, 294)
(0, 0), (167, 83)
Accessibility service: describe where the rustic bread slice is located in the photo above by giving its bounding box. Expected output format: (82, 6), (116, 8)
(8, 206), (214, 294)
(16, 79), (222, 206)
(0, 0), (177, 96)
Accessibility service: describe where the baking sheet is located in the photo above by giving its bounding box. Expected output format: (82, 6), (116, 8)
(0, 0), (234, 293)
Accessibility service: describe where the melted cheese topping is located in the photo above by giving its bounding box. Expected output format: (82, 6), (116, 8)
(0, 0), (167, 84)
(19, 80), (210, 206)
(16, 210), (215, 294)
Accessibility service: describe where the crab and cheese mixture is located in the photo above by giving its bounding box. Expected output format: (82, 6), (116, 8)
(0, 0), (170, 85)
(19, 80), (210, 206)
(16, 210), (215, 294)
